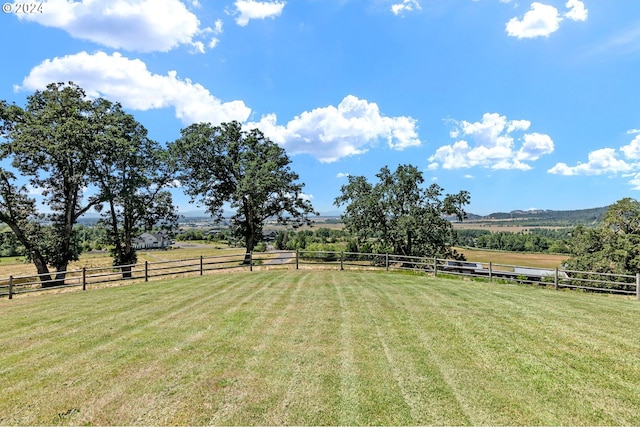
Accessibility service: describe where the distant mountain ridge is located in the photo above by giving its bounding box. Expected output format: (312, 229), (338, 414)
(461, 206), (608, 226)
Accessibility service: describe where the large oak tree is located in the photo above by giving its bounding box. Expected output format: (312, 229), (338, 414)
(566, 197), (640, 278)
(334, 164), (470, 259)
(170, 121), (316, 260)
(0, 82), (178, 285)
(0, 83), (103, 285)
(89, 98), (178, 277)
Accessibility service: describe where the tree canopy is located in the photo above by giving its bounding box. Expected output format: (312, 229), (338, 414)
(88, 98), (178, 276)
(565, 197), (640, 275)
(334, 164), (470, 259)
(0, 82), (177, 284)
(170, 121), (317, 256)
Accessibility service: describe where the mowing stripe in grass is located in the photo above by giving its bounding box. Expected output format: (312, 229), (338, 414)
(1, 270), (640, 425)
(334, 274), (360, 425)
(364, 279), (474, 425)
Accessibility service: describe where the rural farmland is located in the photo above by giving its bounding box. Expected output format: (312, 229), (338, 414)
(1, 270), (639, 425)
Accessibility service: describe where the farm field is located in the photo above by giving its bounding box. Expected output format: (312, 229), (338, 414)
(456, 247), (568, 269)
(452, 221), (570, 232)
(0, 245), (246, 279)
(1, 270), (639, 425)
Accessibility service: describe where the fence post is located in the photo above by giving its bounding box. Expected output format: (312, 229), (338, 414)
(82, 267), (86, 291)
(249, 252), (253, 272)
(433, 257), (438, 277)
(386, 253), (389, 272)
(489, 262), (493, 283)
(340, 252), (344, 271)
(296, 249), (299, 270)
(200, 255), (203, 276)
(636, 273), (640, 301)
(144, 261), (148, 282)
(8, 275), (13, 300)
(554, 268), (559, 291)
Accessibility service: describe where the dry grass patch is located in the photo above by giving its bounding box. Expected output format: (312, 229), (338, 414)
(456, 247), (568, 269)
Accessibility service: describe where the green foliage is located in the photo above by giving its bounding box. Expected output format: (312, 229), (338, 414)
(456, 228), (571, 253)
(170, 121), (317, 253)
(334, 164), (470, 259)
(0, 83), (106, 284)
(253, 242), (267, 252)
(89, 99), (178, 272)
(0, 83), (178, 282)
(0, 230), (23, 257)
(565, 198), (640, 286)
(275, 230), (288, 250)
(300, 242), (341, 261)
(176, 230), (205, 241)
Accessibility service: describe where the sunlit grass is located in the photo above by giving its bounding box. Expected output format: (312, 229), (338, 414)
(1, 270), (639, 425)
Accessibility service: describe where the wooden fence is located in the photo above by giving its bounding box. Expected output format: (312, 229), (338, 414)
(1, 250), (639, 300)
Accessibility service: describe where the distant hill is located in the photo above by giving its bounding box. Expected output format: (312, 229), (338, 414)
(457, 206), (608, 227)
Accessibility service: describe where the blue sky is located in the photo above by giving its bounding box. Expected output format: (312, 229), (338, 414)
(1, 0), (640, 216)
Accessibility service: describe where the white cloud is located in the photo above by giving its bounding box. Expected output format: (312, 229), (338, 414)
(548, 134), (640, 191)
(506, 2), (562, 39)
(628, 173), (640, 190)
(505, 1), (588, 39)
(516, 132), (555, 161)
(627, 129), (640, 135)
(336, 173), (350, 178)
(391, 0), (422, 16)
(17, 52), (419, 163)
(233, 0), (285, 27)
(213, 19), (224, 34)
(248, 95), (421, 163)
(620, 135), (640, 160)
(548, 148), (634, 176)
(428, 112), (554, 171)
(564, 0), (588, 22)
(17, 51), (251, 125)
(16, 0), (212, 53)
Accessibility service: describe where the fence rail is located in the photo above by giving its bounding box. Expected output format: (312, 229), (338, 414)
(1, 250), (639, 300)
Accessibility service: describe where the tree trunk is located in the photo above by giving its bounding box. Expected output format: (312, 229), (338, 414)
(49, 263), (68, 288)
(120, 264), (133, 278)
(119, 245), (136, 279)
(243, 233), (255, 265)
(32, 254), (54, 286)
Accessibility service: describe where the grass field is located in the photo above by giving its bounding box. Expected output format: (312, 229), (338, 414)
(1, 270), (639, 425)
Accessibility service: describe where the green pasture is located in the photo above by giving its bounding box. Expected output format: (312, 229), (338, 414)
(1, 270), (639, 425)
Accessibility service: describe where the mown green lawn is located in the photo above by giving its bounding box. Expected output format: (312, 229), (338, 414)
(1, 270), (639, 425)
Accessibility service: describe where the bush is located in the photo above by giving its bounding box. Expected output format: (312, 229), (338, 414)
(301, 243), (341, 261)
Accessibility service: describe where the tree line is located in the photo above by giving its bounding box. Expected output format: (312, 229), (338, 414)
(455, 229), (571, 254)
(0, 82), (315, 285)
(1, 82), (639, 287)
(0, 83), (472, 286)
